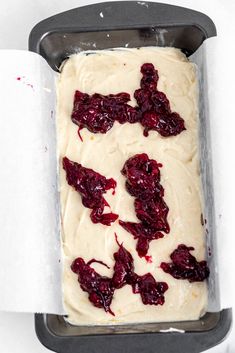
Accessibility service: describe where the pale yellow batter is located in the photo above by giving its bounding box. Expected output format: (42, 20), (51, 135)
(56, 47), (207, 325)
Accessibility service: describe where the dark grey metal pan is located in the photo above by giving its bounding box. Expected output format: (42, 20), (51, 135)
(35, 310), (231, 353)
(29, 2), (232, 352)
(29, 0), (217, 72)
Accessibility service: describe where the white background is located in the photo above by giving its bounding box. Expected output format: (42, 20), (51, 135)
(0, 0), (234, 352)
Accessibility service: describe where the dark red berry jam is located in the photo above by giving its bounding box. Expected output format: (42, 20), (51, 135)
(113, 235), (168, 305)
(71, 91), (138, 134)
(119, 153), (170, 257)
(71, 63), (185, 138)
(112, 234), (135, 289)
(71, 235), (168, 314)
(71, 257), (115, 315)
(132, 273), (168, 305)
(160, 244), (210, 282)
(135, 63), (185, 137)
(63, 157), (118, 226)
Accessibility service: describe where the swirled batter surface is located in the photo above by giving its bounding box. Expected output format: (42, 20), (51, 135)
(57, 47), (207, 325)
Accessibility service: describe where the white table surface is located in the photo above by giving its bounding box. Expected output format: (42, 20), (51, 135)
(0, 0), (234, 352)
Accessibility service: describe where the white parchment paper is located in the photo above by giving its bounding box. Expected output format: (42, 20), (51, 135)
(0, 37), (233, 314)
(0, 50), (64, 314)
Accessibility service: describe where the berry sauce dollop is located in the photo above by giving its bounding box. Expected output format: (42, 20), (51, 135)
(71, 234), (168, 314)
(112, 236), (168, 305)
(133, 273), (169, 306)
(119, 153), (170, 257)
(71, 63), (185, 138)
(112, 234), (135, 289)
(160, 244), (210, 282)
(71, 257), (115, 315)
(63, 157), (118, 226)
(72, 91), (138, 134)
(135, 63), (186, 137)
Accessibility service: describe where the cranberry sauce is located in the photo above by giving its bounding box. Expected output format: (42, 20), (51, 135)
(71, 91), (138, 134)
(160, 244), (210, 282)
(71, 235), (168, 314)
(113, 238), (168, 305)
(71, 63), (185, 138)
(63, 157), (118, 226)
(133, 273), (168, 306)
(135, 63), (185, 137)
(112, 234), (135, 289)
(71, 257), (115, 315)
(119, 153), (170, 257)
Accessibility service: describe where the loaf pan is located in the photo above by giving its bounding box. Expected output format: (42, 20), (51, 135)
(29, 2), (232, 352)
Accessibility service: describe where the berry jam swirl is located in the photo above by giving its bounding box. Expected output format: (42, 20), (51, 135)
(119, 153), (170, 257)
(71, 257), (115, 315)
(71, 63), (185, 138)
(160, 244), (210, 282)
(71, 234), (168, 314)
(63, 157), (118, 226)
